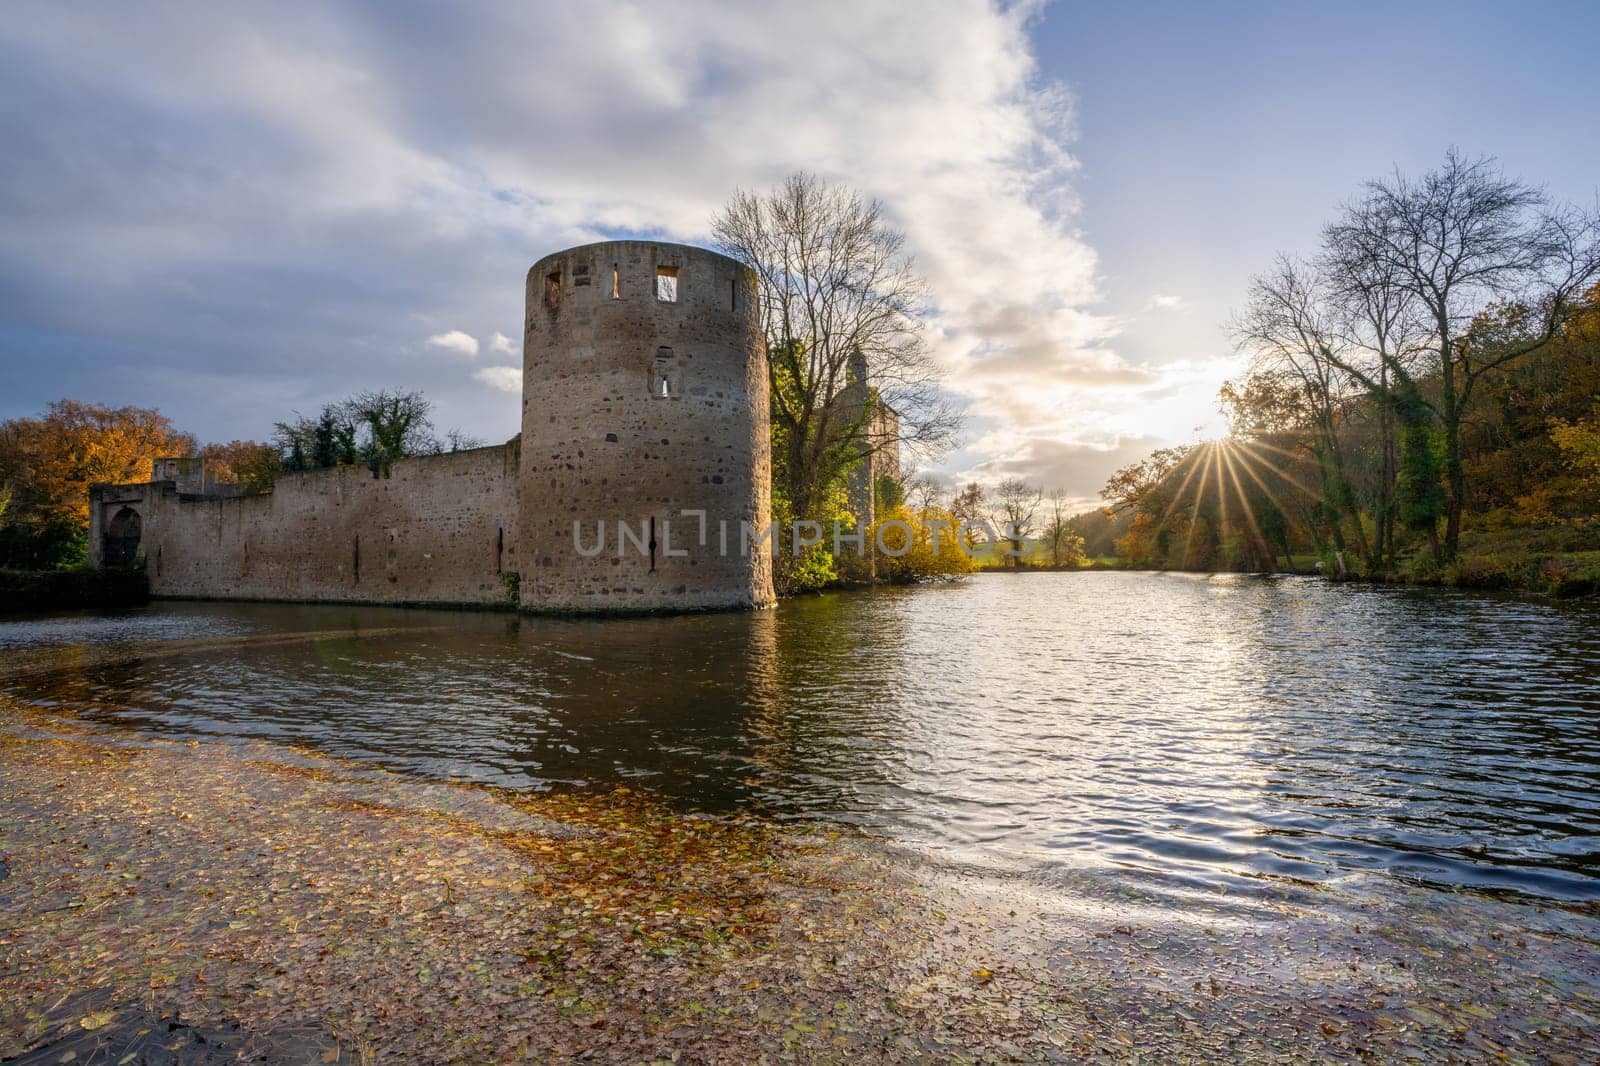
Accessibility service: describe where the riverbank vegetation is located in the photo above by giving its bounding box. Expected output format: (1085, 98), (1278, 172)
(715, 175), (965, 594)
(1096, 152), (1600, 594)
(0, 566), (148, 610)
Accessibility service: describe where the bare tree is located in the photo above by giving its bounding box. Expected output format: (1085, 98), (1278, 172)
(1322, 150), (1600, 560)
(713, 173), (961, 519)
(900, 465), (946, 511)
(950, 481), (989, 550)
(1232, 257), (1373, 567)
(1041, 488), (1084, 567)
(1319, 228), (1433, 567)
(991, 478), (1042, 567)
(443, 428), (484, 452)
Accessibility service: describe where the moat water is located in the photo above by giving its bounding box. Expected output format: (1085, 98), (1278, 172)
(3, 573), (1599, 905)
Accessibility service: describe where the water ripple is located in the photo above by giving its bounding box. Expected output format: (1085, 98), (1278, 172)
(3, 573), (1599, 902)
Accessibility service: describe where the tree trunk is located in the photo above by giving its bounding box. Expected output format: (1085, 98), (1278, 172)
(1376, 361), (1396, 573)
(1442, 410), (1465, 563)
(1313, 449), (1347, 553)
(1298, 505), (1327, 557)
(1438, 324), (1463, 563)
(1325, 435), (1371, 569)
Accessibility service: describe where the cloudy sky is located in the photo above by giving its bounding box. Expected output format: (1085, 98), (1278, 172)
(3, 2), (1597, 510)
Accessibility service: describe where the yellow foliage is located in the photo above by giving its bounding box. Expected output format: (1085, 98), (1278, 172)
(1550, 406), (1600, 482)
(870, 505), (973, 582)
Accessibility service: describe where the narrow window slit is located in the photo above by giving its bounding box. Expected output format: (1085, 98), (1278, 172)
(648, 516), (658, 572)
(651, 346), (679, 398)
(611, 264), (621, 299)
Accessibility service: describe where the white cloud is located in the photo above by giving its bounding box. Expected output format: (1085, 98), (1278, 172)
(473, 366), (521, 392)
(428, 329), (479, 357)
(0, 1), (1210, 470)
(958, 434), (1167, 514)
(1146, 293), (1187, 312)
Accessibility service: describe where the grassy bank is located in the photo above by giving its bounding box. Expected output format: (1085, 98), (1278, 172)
(0, 566), (149, 612)
(1394, 525), (1600, 597)
(1013, 528), (1600, 597)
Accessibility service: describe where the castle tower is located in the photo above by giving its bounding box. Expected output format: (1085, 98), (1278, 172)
(518, 240), (774, 611)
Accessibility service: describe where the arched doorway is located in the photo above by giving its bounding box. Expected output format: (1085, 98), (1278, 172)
(103, 506), (142, 567)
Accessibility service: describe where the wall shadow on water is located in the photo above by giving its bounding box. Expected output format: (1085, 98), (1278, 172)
(3, 575), (1599, 901)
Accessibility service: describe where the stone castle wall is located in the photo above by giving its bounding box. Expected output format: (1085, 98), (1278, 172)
(87, 240), (775, 614)
(518, 241), (774, 611)
(94, 442), (521, 608)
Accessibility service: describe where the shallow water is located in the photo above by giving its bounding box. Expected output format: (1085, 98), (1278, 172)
(3, 573), (1598, 903)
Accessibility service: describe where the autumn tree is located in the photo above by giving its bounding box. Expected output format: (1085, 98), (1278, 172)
(0, 400), (195, 568)
(1550, 404), (1600, 501)
(871, 502), (973, 583)
(713, 174), (959, 523)
(1099, 446), (1193, 517)
(1114, 513), (1159, 566)
(199, 440), (282, 492)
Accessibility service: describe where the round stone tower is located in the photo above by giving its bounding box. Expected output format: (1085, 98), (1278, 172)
(518, 240), (774, 612)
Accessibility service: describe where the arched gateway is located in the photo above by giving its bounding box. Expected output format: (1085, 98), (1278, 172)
(102, 506), (142, 567)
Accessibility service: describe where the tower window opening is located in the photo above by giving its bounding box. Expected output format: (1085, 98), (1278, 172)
(655, 265), (678, 302)
(543, 271), (561, 309)
(648, 516), (658, 572)
(611, 263), (621, 299)
(651, 347), (680, 398)
(730, 277), (737, 312)
(495, 526), (504, 573)
(574, 263), (591, 286)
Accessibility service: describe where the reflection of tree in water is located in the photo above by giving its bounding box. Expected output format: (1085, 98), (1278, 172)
(739, 593), (917, 820)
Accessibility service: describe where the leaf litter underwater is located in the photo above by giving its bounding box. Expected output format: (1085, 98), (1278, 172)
(3, 701), (1599, 1064)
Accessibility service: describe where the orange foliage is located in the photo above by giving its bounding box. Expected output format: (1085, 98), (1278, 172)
(1114, 512), (1159, 565)
(0, 400), (196, 530)
(198, 439), (282, 491)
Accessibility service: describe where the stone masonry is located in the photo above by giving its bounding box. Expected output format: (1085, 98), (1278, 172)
(87, 241), (776, 613)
